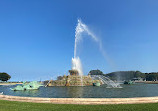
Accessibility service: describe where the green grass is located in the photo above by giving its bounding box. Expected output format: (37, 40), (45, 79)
(0, 100), (158, 111)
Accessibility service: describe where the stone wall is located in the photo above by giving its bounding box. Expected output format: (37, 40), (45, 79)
(47, 75), (101, 86)
(1, 95), (158, 104)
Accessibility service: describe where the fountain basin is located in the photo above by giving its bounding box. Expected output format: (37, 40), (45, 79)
(1, 83), (158, 98)
(1, 94), (158, 104)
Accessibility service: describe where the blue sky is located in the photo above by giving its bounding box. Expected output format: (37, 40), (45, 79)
(0, 0), (158, 81)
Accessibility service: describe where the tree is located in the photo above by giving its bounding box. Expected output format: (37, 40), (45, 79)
(134, 71), (145, 78)
(57, 76), (63, 80)
(0, 72), (11, 82)
(145, 72), (158, 81)
(88, 69), (104, 75)
(106, 71), (144, 81)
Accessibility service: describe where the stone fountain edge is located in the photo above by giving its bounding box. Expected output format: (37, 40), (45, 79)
(0, 94), (158, 104)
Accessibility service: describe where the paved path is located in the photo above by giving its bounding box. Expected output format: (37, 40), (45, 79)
(0, 95), (158, 104)
(0, 83), (22, 85)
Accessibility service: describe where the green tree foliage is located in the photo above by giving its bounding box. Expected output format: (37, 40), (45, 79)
(145, 72), (158, 81)
(135, 71), (143, 78)
(57, 76), (63, 80)
(0, 72), (11, 82)
(106, 71), (145, 80)
(89, 70), (158, 81)
(88, 69), (104, 75)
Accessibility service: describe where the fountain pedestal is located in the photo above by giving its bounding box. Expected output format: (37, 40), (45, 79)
(46, 74), (101, 86)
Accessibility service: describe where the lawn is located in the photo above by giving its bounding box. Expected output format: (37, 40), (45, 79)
(0, 100), (158, 111)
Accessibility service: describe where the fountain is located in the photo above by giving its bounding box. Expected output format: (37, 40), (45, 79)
(71, 19), (102, 86)
(10, 81), (43, 91)
(72, 19), (99, 76)
(44, 19), (121, 87)
(71, 19), (120, 88)
(91, 75), (122, 88)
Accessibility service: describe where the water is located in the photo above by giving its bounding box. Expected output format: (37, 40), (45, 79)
(72, 19), (97, 86)
(91, 75), (122, 88)
(72, 19), (112, 86)
(72, 19), (107, 75)
(71, 57), (83, 86)
(72, 19), (113, 75)
(1, 83), (158, 98)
